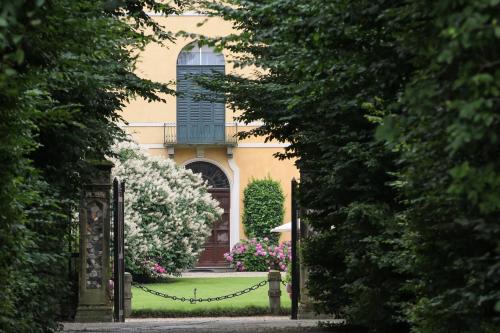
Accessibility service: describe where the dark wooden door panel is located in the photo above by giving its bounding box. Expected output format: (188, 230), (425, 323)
(197, 189), (230, 267)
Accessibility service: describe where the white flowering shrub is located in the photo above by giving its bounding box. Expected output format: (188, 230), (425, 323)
(110, 141), (222, 278)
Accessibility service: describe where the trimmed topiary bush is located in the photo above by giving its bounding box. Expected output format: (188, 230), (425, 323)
(243, 177), (285, 243)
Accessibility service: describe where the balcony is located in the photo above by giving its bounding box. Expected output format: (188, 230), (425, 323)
(164, 122), (238, 147)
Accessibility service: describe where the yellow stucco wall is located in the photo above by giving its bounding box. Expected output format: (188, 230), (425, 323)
(122, 14), (297, 246)
(122, 15), (245, 124)
(235, 148), (296, 241)
(143, 146), (295, 242)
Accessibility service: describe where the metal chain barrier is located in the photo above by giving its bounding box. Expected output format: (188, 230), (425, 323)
(132, 280), (268, 304)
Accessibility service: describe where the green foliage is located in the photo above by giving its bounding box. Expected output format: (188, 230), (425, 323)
(380, 1), (500, 332)
(243, 177), (284, 243)
(8, 180), (70, 332)
(303, 208), (412, 331)
(0, 0), (188, 331)
(0, 1), (51, 330)
(198, 0), (500, 332)
(199, 0), (413, 331)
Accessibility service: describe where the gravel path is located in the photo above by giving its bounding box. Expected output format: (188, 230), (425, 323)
(62, 316), (340, 332)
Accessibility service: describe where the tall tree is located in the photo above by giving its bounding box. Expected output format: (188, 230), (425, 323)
(198, 1), (418, 331)
(381, 1), (500, 332)
(0, 2), (44, 329)
(0, 0), (189, 331)
(198, 0), (500, 332)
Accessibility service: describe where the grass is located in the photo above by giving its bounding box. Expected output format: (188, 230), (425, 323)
(131, 277), (291, 317)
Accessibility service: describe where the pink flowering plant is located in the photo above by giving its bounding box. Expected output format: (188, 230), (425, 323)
(224, 238), (291, 272)
(135, 259), (169, 280)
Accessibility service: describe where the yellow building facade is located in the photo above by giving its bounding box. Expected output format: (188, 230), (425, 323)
(121, 13), (298, 267)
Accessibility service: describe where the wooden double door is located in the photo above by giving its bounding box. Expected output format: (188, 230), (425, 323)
(197, 189), (230, 267)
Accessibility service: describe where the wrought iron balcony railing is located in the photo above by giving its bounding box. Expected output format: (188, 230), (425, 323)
(164, 122), (238, 146)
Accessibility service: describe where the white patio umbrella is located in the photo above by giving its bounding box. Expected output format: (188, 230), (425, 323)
(271, 220), (300, 233)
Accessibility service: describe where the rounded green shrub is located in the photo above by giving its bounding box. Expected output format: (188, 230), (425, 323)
(243, 177), (285, 243)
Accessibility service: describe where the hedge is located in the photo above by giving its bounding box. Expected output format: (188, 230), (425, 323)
(243, 178), (285, 244)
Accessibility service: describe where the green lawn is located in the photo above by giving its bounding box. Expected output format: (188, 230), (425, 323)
(131, 277), (291, 317)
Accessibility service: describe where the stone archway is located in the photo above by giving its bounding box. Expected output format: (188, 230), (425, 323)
(185, 161), (230, 267)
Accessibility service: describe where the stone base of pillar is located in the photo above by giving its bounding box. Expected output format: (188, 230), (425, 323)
(298, 302), (335, 320)
(75, 304), (113, 322)
(124, 272), (132, 317)
(267, 270), (282, 315)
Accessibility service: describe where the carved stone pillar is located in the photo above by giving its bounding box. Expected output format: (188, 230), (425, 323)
(75, 160), (114, 322)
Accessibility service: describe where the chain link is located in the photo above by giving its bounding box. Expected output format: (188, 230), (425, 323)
(132, 280), (269, 304)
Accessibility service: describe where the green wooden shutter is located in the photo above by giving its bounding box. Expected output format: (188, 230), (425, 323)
(202, 66), (225, 143)
(177, 65), (225, 144)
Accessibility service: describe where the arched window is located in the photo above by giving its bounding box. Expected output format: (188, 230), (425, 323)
(186, 161), (229, 189)
(176, 43), (225, 144)
(177, 44), (225, 66)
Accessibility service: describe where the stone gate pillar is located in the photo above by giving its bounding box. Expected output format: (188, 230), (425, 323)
(75, 160), (114, 322)
(298, 220), (314, 319)
(298, 221), (331, 319)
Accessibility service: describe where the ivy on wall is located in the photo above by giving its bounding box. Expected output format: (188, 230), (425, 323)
(243, 177), (285, 243)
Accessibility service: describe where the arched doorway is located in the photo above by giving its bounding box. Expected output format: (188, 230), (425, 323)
(185, 161), (230, 267)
